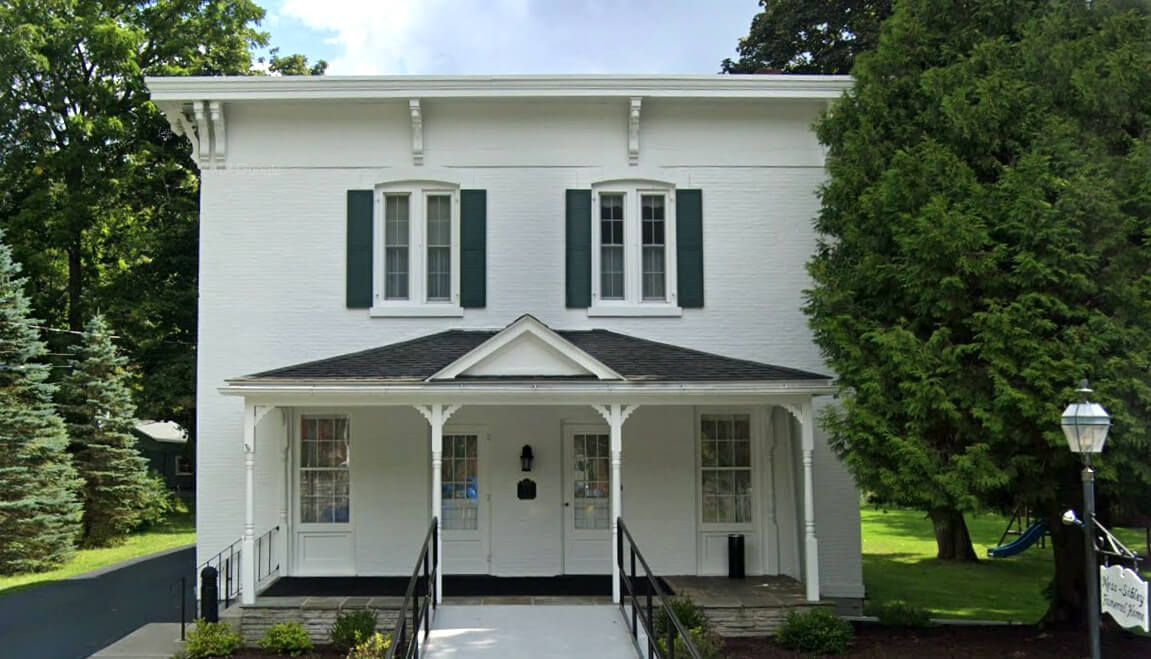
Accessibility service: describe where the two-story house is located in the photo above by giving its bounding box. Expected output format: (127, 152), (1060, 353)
(148, 74), (864, 629)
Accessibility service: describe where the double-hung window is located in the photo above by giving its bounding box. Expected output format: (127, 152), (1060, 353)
(374, 184), (462, 316)
(700, 413), (753, 525)
(590, 184), (679, 315)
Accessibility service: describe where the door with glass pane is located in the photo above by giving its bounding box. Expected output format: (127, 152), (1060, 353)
(563, 426), (612, 574)
(441, 431), (489, 574)
(294, 415), (354, 575)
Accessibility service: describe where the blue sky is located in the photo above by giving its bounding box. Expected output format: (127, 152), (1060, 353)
(258, 0), (760, 75)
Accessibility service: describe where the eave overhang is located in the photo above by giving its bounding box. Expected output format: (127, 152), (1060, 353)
(146, 74), (853, 103)
(218, 378), (839, 406)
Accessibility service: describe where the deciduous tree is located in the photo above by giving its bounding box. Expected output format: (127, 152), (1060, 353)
(722, 0), (892, 74)
(808, 0), (1151, 624)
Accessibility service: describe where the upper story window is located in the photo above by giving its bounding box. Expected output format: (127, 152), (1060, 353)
(590, 183), (679, 316)
(373, 183), (462, 317)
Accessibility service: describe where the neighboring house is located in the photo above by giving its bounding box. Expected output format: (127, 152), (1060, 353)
(148, 74), (864, 611)
(133, 419), (194, 494)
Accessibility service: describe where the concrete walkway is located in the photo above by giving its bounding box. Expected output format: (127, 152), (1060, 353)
(424, 605), (636, 658)
(89, 623), (184, 659)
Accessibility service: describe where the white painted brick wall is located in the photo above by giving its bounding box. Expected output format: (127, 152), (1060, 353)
(195, 94), (863, 598)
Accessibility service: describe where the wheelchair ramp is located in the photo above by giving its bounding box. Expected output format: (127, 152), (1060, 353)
(425, 604), (635, 658)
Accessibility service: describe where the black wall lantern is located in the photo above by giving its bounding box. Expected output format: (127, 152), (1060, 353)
(520, 444), (534, 472)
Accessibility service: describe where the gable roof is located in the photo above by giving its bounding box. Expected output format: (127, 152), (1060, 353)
(430, 315), (623, 381)
(237, 318), (830, 385)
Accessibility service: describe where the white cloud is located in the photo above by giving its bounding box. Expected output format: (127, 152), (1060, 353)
(276, 0), (757, 75)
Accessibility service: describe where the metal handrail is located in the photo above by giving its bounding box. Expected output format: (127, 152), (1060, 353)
(196, 526), (280, 607)
(385, 517), (438, 659)
(197, 538), (242, 607)
(618, 518), (703, 659)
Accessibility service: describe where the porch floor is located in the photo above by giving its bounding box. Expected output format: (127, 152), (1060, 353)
(663, 575), (810, 608)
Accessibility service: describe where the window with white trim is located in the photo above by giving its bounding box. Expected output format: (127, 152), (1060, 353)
(374, 184), (461, 314)
(591, 184), (678, 314)
(700, 414), (752, 525)
(299, 416), (350, 524)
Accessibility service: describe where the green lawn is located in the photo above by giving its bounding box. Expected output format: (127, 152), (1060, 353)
(0, 507), (195, 597)
(862, 507), (1148, 622)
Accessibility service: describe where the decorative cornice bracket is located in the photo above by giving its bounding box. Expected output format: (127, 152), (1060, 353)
(209, 101), (227, 168)
(628, 97), (642, 165)
(410, 99), (424, 166)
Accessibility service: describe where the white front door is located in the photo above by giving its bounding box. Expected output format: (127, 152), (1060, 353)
(563, 426), (612, 574)
(440, 429), (490, 574)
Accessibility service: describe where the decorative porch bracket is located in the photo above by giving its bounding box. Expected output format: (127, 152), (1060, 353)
(415, 403), (462, 604)
(593, 403), (639, 604)
(241, 402), (277, 605)
(782, 400), (821, 602)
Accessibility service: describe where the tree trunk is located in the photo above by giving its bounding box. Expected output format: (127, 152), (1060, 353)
(1042, 507), (1089, 628)
(929, 508), (979, 561)
(67, 239), (82, 331)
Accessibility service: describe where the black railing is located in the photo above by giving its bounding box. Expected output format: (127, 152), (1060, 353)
(385, 517), (438, 659)
(198, 538), (242, 607)
(196, 526), (280, 607)
(618, 518), (702, 659)
(256, 525), (281, 583)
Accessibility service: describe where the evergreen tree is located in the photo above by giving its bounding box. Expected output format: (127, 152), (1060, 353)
(808, 0), (1151, 624)
(62, 315), (151, 547)
(0, 233), (82, 574)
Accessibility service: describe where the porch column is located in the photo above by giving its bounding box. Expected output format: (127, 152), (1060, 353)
(278, 409), (290, 581)
(800, 400), (820, 602)
(416, 404), (461, 605)
(241, 403), (275, 605)
(593, 403), (638, 604)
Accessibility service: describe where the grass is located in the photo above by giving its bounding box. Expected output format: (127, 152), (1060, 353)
(861, 506), (1148, 623)
(0, 505), (195, 597)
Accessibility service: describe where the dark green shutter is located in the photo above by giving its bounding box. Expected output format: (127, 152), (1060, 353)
(676, 189), (704, 308)
(460, 189), (487, 308)
(565, 189), (592, 308)
(346, 190), (373, 308)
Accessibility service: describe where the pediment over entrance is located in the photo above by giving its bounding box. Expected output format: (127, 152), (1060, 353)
(430, 315), (622, 381)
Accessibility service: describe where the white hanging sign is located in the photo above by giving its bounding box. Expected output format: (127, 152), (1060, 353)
(1100, 564), (1149, 632)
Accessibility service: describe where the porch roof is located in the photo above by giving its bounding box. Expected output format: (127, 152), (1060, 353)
(227, 318), (831, 388)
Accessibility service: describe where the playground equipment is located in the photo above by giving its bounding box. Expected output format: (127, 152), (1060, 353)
(988, 521), (1049, 558)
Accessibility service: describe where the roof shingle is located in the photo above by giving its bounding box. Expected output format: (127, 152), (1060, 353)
(240, 328), (829, 383)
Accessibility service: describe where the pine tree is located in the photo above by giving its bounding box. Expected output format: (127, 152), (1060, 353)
(0, 233), (82, 574)
(62, 315), (151, 547)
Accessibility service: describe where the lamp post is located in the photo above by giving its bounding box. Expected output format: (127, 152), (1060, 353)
(1060, 379), (1112, 659)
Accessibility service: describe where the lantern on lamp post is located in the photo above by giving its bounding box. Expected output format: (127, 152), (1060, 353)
(1060, 379), (1111, 659)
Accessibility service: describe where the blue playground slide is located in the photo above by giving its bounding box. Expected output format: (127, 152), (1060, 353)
(987, 521), (1048, 558)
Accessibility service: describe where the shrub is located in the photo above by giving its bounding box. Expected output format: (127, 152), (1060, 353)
(136, 472), (176, 530)
(346, 632), (393, 659)
(876, 600), (932, 628)
(330, 609), (378, 652)
(653, 596), (712, 637)
(259, 621), (313, 656)
(656, 626), (723, 659)
(183, 619), (243, 659)
(776, 608), (853, 656)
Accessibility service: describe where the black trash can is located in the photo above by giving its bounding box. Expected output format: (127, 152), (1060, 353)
(728, 533), (746, 579)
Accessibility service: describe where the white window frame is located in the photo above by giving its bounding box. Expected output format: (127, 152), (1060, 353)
(371, 181), (463, 317)
(589, 183), (681, 317)
(697, 409), (756, 530)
